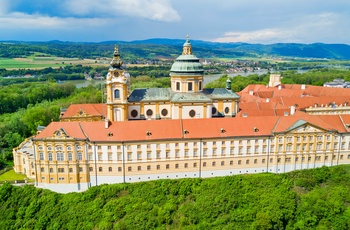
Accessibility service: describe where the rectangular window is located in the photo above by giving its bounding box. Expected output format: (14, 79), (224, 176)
(89, 167), (93, 172)
(49, 168), (53, 173)
(138, 166), (141, 171)
(157, 165), (160, 170)
(147, 165), (151, 170)
(117, 153), (122, 161)
(176, 82), (180, 91)
(193, 162), (197, 168)
(98, 154), (102, 161)
(69, 168), (73, 173)
(118, 167), (122, 172)
(127, 153), (132, 161)
(188, 82), (193, 91)
(108, 167), (112, 172)
(128, 167), (132, 172)
(230, 160), (233, 165)
(108, 154), (112, 161)
(79, 167), (83, 172)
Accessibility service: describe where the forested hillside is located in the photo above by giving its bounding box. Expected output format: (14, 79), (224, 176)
(1, 165), (350, 229)
(2, 39), (350, 60)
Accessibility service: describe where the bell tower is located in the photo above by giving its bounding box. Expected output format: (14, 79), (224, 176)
(106, 45), (130, 121)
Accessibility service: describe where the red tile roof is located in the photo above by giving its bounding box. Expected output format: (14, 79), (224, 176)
(35, 122), (87, 140)
(34, 114), (350, 142)
(61, 104), (106, 118)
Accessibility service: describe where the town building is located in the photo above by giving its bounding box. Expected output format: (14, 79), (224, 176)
(13, 37), (350, 193)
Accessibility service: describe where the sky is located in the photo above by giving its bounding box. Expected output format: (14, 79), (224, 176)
(0, 0), (350, 44)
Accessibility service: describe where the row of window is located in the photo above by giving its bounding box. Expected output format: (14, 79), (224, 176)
(40, 154), (350, 174)
(175, 81), (202, 92)
(39, 152), (83, 161)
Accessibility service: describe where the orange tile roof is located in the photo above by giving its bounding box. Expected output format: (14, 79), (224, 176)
(35, 122), (87, 140)
(239, 84), (350, 114)
(61, 104), (106, 118)
(273, 114), (342, 133)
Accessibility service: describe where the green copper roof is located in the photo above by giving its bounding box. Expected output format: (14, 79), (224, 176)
(286, 119), (307, 132)
(170, 35), (204, 75)
(128, 88), (172, 102)
(202, 88), (240, 99)
(171, 92), (212, 103)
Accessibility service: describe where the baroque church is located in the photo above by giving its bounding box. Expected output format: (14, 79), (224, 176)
(13, 37), (350, 193)
(61, 36), (239, 122)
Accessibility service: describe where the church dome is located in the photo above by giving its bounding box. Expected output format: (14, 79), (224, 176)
(170, 36), (204, 76)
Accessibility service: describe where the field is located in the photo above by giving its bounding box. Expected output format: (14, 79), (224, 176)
(0, 56), (108, 70)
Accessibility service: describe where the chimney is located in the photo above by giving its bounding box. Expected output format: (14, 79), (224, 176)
(290, 105), (296, 115)
(249, 90), (254, 95)
(105, 118), (110, 129)
(266, 98), (270, 102)
(301, 84), (306, 90)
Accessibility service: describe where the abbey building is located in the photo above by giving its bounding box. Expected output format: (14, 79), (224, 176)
(13, 37), (350, 193)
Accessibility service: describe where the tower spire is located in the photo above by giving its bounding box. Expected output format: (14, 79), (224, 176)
(110, 45), (123, 68)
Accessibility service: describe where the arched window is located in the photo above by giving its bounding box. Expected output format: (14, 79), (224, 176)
(114, 89), (120, 99)
(68, 153), (73, 161)
(57, 152), (64, 161)
(77, 152), (82, 160)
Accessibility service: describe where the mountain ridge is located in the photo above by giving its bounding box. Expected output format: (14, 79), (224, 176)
(1, 38), (350, 59)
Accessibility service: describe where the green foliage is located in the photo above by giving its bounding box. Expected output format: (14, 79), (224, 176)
(130, 76), (170, 90)
(0, 83), (103, 167)
(206, 69), (350, 91)
(1, 165), (350, 229)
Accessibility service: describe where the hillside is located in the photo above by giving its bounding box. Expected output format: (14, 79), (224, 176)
(1, 165), (350, 229)
(2, 39), (350, 60)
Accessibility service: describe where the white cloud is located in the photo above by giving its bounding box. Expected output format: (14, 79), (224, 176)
(213, 12), (343, 44)
(0, 12), (110, 29)
(64, 0), (180, 22)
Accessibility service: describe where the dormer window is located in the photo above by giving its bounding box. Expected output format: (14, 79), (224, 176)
(114, 89), (120, 99)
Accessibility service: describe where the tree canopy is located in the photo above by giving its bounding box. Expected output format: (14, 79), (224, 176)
(1, 165), (350, 229)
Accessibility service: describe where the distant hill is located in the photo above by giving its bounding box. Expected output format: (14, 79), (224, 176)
(1, 38), (350, 60)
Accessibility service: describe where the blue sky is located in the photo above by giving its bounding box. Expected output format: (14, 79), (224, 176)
(0, 0), (349, 44)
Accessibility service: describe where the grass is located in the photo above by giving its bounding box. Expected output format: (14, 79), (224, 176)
(0, 169), (27, 181)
